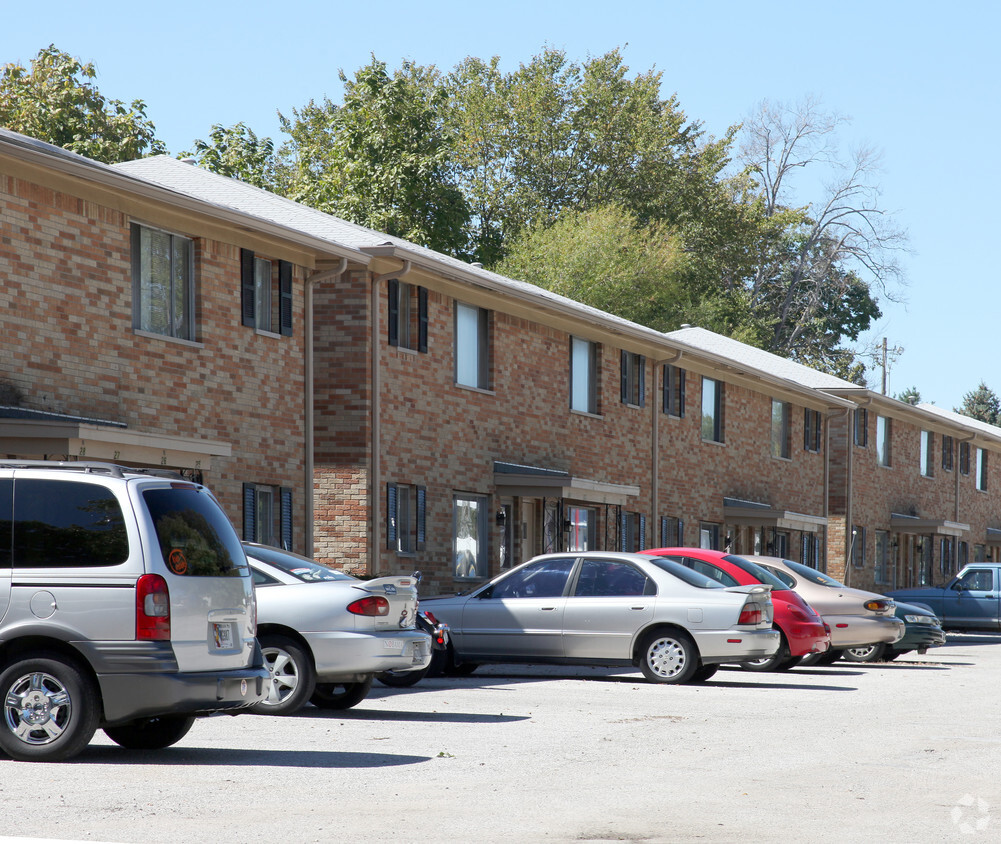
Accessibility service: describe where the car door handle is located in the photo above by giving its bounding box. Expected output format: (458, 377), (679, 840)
(540, 606), (557, 611)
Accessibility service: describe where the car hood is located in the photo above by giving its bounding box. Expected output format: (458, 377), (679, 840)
(886, 586), (949, 601)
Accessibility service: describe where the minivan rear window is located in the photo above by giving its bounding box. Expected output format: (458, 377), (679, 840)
(11, 479), (128, 568)
(143, 487), (247, 577)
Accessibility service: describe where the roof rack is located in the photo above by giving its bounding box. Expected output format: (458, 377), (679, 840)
(0, 459), (128, 478)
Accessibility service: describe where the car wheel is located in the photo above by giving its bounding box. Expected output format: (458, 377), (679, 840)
(252, 635), (316, 716)
(740, 634), (792, 672)
(689, 663), (719, 682)
(800, 649), (844, 666)
(310, 676), (374, 710)
(843, 643), (888, 663)
(376, 664), (431, 687)
(103, 715), (196, 750)
(441, 644), (479, 676)
(0, 654), (101, 762)
(638, 629), (698, 684)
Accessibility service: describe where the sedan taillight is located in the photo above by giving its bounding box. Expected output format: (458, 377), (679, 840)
(136, 574), (170, 640)
(738, 601), (764, 625)
(347, 595), (390, 616)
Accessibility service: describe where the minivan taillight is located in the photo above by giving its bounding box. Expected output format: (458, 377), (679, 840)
(137, 574), (170, 640)
(738, 601), (764, 625)
(347, 595), (390, 616)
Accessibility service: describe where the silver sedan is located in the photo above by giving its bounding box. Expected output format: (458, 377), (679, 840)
(422, 552), (780, 684)
(244, 543), (432, 714)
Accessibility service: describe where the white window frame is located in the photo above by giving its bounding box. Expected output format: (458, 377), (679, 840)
(771, 400), (790, 459)
(876, 415), (891, 467)
(701, 378), (724, 443)
(455, 303), (490, 389)
(453, 494), (488, 579)
(570, 338), (598, 414)
(132, 223), (195, 341)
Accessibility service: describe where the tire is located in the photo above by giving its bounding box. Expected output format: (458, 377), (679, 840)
(843, 643), (888, 663)
(689, 663), (719, 682)
(800, 649), (844, 666)
(0, 654), (101, 762)
(103, 715), (196, 750)
(638, 629), (698, 684)
(376, 664), (431, 687)
(252, 635), (316, 715)
(310, 676), (374, 710)
(441, 645), (479, 676)
(740, 634), (793, 672)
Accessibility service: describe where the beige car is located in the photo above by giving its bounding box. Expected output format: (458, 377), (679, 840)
(745, 556), (904, 661)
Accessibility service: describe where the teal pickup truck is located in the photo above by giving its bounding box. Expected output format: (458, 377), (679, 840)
(888, 565), (1001, 630)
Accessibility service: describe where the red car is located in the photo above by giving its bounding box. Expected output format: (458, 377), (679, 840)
(642, 548), (830, 671)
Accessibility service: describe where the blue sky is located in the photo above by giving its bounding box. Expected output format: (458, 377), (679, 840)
(4, 1), (998, 410)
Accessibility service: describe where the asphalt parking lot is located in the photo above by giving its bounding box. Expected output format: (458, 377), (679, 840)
(2, 635), (1000, 844)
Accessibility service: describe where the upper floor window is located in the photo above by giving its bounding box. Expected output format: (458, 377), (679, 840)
(771, 400), (790, 459)
(663, 365), (686, 417)
(960, 441), (971, 475)
(388, 280), (428, 352)
(920, 430), (934, 477)
(455, 302), (490, 389)
(976, 448), (988, 491)
(701, 377), (724, 443)
(570, 337), (598, 414)
(240, 248), (292, 335)
(132, 223), (195, 341)
(620, 352), (645, 407)
(942, 435), (954, 472)
(876, 415), (891, 467)
(853, 407), (868, 447)
(804, 409), (822, 453)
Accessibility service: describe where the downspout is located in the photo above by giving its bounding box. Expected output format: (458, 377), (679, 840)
(370, 261), (413, 573)
(305, 259), (348, 556)
(651, 350), (683, 547)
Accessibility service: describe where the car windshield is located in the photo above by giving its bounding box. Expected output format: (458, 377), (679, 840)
(243, 544), (356, 582)
(723, 555), (790, 590)
(646, 557), (726, 589)
(778, 558), (845, 587)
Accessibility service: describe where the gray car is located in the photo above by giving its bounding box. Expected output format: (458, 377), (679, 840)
(245, 544), (432, 714)
(422, 552), (780, 684)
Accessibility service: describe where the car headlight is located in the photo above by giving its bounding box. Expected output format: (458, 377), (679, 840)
(904, 613), (939, 626)
(864, 599), (895, 613)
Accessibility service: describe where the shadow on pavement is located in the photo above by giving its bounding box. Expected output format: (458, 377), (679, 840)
(73, 745), (432, 768)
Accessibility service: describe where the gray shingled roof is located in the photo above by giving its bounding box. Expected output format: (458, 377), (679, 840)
(916, 402), (1001, 444)
(666, 326), (860, 392)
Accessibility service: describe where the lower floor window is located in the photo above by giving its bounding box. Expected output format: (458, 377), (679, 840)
(454, 494), (488, 579)
(875, 530), (891, 586)
(243, 483), (293, 550)
(567, 506), (595, 552)
(699, 522), (720, 551)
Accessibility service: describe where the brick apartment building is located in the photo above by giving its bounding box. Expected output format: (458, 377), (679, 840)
(4, 127), (1001, 596)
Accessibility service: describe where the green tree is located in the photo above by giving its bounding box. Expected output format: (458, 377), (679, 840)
(0, 45), (165, 162)
(183, 122), (282, 190)
(957, 382), (1001, 425)
(495, 204), (754, 335)
(896, 386), (921, 406)
(278, 57), (469, 255)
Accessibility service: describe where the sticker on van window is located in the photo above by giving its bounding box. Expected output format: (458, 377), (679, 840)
(168, 549), (188, 575)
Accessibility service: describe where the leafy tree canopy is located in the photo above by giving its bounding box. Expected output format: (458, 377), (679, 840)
(895, 386), (921, 405)
(0, 45), (164, 163)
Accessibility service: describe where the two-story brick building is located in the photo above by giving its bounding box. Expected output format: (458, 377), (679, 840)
(6, 127), (1001, 597)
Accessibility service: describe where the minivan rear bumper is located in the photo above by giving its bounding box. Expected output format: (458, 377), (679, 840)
(76, 639), (269, 725)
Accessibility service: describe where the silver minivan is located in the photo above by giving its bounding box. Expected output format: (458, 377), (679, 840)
(0, 460), (268, 761)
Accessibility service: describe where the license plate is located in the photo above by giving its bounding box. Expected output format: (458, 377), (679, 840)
(383, 639), (403, 650)
(213, 622), (234, 650)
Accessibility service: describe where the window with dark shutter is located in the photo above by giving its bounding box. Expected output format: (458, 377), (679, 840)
(240, 249), (256, 327)
(416, 486), (426, 551)
(386, 483), (398, 549)
(280, 487), (293, 550)
(242, 483), (257, 542)
(388, 279), (400, 346)
(418, 287), (428, 353)
(279, 261), (293, 336)
(637, 514), (646, 551)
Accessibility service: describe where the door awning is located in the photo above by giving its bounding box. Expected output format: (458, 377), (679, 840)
(0, 408), (231, 470)
(890, 512), (969, 537)
(493, 461), (638, 505)
(723, 497), (827, 532)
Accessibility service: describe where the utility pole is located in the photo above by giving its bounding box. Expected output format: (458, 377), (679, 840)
(881, 337), (888, 395)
